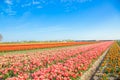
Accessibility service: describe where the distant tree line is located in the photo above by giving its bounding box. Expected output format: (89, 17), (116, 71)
(0, 34), (2, 41)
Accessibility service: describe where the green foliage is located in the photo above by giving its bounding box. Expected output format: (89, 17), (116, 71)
(117, 40), (120, 46)
(3, 70), (17, 80)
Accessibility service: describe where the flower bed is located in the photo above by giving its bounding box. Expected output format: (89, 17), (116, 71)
(0, 42), (113, 80)
(92, 42), (120, 80)
(0, 42), (95, 52)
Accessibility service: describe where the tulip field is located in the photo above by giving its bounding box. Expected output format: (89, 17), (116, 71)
(0, 42), (95, 52)
(92, 42), (120, 80)
(1, 41), (120, 80)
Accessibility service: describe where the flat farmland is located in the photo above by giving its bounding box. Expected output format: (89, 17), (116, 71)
(0, 41), (116, 80)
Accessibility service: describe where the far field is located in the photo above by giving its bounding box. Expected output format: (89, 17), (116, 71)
(0, 41), (96, 55)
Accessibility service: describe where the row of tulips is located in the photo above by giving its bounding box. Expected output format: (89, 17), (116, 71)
(0, 42), (104, 69)
(93, 42), (120, 80)
(0, 42), (96, 52)
(0, 42), (113, 80)
(0, 42), (101, 79)
(30, 42), (113, 80)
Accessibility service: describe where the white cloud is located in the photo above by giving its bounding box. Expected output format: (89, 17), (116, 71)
(32, 0), (40, 5)
(5, 0), (12, 5)
(61, 0), (92, 3)
(61, 0), (92, 12)
(21, 2), (31, 7)
(5, 7), (16, 15)
(3, 0), (16, 15)
(37, 6), (42, 8)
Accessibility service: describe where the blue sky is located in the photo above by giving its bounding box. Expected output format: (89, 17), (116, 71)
(0, 0), (120, 42)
